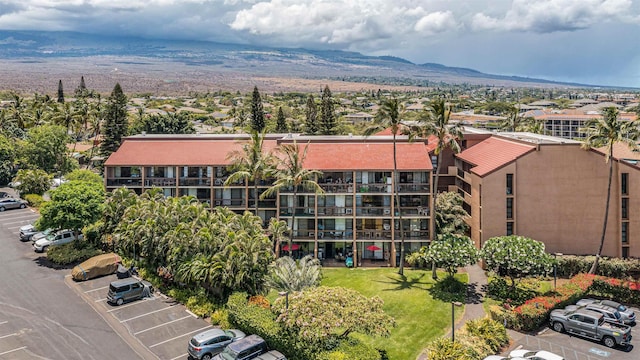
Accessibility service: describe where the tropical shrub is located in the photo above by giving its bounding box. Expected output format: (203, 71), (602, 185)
(14, 169), (51, 195)
(424, 317), (508, 360)
(46, 241), (103, 265)
(23, 194), (44, 208)
(463, 318), (509, 353)
(556, 255), (640, 279)
(64, 169), (103, 183)
(267, 255), (322, 292)
(487, 277), (538, 306)
(589, 278), (640, 305)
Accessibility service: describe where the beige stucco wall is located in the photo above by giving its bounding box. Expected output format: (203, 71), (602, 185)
(471, 144), (634, 258)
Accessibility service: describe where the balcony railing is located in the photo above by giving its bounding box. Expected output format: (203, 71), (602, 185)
(356, 230), (392, 240)
(107, 178), (142, 187)
(356, 206), (391, 216)
(143, 178), (176, 187)
(213, 199), (245, 207)
(279, 207), (316, 216)
(319, 183), (353, 193)
(397, 183), (430, 193)
(317, 206), (352, 216)
(180, 178), (212, 186)
(355, 184), (391, 193)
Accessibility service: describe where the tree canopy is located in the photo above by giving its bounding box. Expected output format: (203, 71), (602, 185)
(100, 83), (128, 158)
(250, 86), (265, 132)
(424, 233), (479, 278)
(481, 235), (553, 287)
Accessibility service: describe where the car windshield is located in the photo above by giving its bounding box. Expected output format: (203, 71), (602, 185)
(190, 337), (201, 347)
(224, 330), (235, 338)
(618, 305), (628, 312)
(614, 311), (621, 319)
(220, 348), (239, 360)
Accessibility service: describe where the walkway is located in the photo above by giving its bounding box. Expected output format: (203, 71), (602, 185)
(416, 263), (488, 360)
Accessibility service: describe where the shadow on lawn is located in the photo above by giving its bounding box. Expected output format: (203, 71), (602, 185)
(428, 276), (467, 303)
(375, 272), (430, 292)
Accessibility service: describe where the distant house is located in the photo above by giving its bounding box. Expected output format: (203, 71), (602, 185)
(405, 103), (426, 112)
(344, 112), (374, 124)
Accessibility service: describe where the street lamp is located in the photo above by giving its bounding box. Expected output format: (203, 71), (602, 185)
(278, 291), (289, 312)
(553, 252), (563, 290)
(451, 301), (463, 342)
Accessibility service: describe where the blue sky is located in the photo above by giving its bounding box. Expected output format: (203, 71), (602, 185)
(0, 0), (639, 87)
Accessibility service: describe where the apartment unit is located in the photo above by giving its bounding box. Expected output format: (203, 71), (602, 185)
(527, 108), (636, 140)
(104, 134), (434, 267)
(455, 131), (640, 258)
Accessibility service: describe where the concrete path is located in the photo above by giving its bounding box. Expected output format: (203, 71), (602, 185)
(416, 263), (488, 360)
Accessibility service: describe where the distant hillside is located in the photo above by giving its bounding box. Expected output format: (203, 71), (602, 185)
(0, 30), (589, 94)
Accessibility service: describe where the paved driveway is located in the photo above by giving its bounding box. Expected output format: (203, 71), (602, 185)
(68, 269), (213, 360)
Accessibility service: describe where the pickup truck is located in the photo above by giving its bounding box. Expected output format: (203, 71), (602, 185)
(550, 308), (632, 348)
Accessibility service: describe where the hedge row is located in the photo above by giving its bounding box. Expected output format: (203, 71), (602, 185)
(556, 255), (640, 279)
(489, 273), (640, 331)
(226, 292), (382, 360)
(424, 318), (509, 360)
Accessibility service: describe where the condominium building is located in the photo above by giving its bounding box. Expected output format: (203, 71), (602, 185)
(104, 134), (434, 266)
(455, 130), (640, 258)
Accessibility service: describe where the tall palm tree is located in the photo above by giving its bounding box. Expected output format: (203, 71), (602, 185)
(268, 217), (289, 258)
(225, 130), (275, 216)
(500, 106), (525, 132)
(364, 98), (407, 273)
(580, 107), (640, 274)
(413, 99), (464, 279)
(262, 141), (324, 257)
(267, 255), (322, 292)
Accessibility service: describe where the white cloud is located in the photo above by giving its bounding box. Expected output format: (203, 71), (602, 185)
(471, 0), (636, 33)
(414, 11), (458, 34)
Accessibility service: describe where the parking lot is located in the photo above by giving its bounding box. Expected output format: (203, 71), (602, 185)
(68, 269), (212, 360)
(507, 315), (639, 360)
(0, 201), (213, 360)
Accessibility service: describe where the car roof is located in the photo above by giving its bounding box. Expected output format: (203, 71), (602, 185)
(255, 350), (285, 360)
(227, 334), (264, 351)
(192, 329), (226, 341)
(600, 299), (621, 307)
(586, 303), (617, 312)
(110, 278), (142, 286)
(575, 309), (605, 318)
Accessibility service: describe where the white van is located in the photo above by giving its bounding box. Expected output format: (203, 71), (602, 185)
(33, 229), (83, 252)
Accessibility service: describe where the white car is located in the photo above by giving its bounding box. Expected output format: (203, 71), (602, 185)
(33, 229), (83, 252)
(510, 349), (564, 360)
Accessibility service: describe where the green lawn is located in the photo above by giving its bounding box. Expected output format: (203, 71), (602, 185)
(321, 268), (468, 360)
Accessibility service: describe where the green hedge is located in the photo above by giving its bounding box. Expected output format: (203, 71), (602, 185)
(226, 292), (383, 360)
(556, 255), (640, 279)
(23, 194), (44, 208)
(589, 278), (640, 306)
(47, 242), (103, 265)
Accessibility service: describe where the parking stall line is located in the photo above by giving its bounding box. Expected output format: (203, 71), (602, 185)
(0, 212), (35, 220)
(133, 315), (192, 335)
(4, 217), (38, 225)
(84, 285), (109, 294)
(149, 325), (212, 348)
(170, 353), (188, 360)
(0, 347), (27, 356)
(106, 298), (152, 312)
(0, 321), (6, 325)
(0, 333), (17, 340)
(120, 306), (172, 323)
(94, 298), (107, 303)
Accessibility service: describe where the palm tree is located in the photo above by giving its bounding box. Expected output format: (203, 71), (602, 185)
(225, 131), (275, 217)
(580, 107), (640, 274)
(500, 106), (525, 132)
(267, 255), (322, 292)
(413, 99), (463, 279)
(268, 217), (289, 258)
(364, 98), (406, 273)
(262, 141), (324, 257)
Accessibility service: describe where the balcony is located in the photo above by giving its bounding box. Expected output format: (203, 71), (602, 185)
(357, 230), (392, 240)
(279, 207), (316, 217)
(319, 183), (353, 193)
(317, 206), (352, 216)
(180, 178), (212, 186)
(356, 206), (390, 217)
(213, 199), (245, 207)
(144, 177), (176, 187)
(355, 184), (390, 193)
(107, 178), (142, 187)
(397, 183), (430, 193)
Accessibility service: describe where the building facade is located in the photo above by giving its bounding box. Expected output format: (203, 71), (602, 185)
(104, 134), (434, 266)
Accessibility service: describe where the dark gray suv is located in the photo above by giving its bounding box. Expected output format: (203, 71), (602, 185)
(107, 278), (153, 306)
(188, 328), (246, 360)
(212, 335), (267, 360)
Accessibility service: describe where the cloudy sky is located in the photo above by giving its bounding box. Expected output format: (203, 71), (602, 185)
(1, 0), (639, 87)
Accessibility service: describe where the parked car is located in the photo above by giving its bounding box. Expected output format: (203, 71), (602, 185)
(212, 334), (268, 360)
(549, 308), (632, 348)
(0, 191), (8, 198)
(51, 177), (68, 188)
(577, 298), (636, 324)
(31, 228), (54, 243)
(567, 303), (624, 324)
(0, 197), (27, 211)
(71, 253), (122, 281)
(107, 278), (154, 306)
(254, 350), (286, 360)
(33, 229), (83, 252)
(19, 222), (38, 241)
(188, 328), (246, 360)
(510, 349), (564, 360)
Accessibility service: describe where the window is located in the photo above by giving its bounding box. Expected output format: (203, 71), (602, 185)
(622, 198), (629, 219)
(506, 222), (514, 235)
(506, 174), (513, 195)
(506, 198), (513, 219)
(622, 247), (629, 259)
(622, 173), (628, 195)
(622, 222), (629, 244)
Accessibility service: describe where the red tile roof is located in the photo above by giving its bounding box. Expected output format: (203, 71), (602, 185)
(456, 137), (535, 176)
(105, 136), (432, 171)
(303, 142), (432, 170)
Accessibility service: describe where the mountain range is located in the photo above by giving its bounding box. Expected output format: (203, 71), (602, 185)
(0, 30), (587, 94)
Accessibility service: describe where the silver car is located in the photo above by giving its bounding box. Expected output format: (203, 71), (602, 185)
(0, 197), (27, 211)
(577, 298), (636, 324)
(188, 329), (246, 360)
